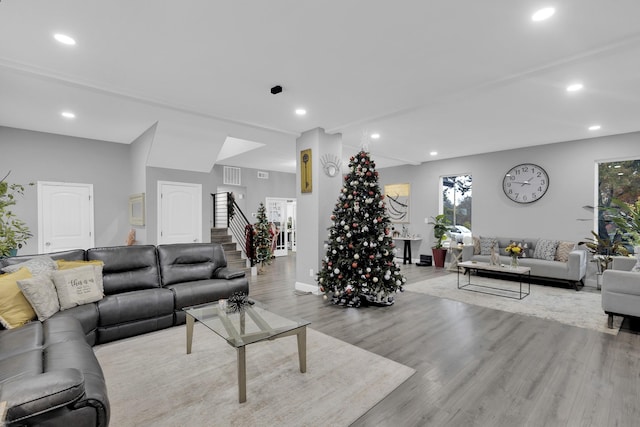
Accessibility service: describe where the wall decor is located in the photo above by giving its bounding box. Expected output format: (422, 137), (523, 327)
(384, 183), (410, 223)
(300, 149), (312, 193)
(502, 163), (549, 204)
(320, 154), (342, 177)
(128, 193), (145, 226)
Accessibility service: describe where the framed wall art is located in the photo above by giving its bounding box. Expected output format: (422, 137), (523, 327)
(384, 183), (410, 223)
(300, 149), (312, 193)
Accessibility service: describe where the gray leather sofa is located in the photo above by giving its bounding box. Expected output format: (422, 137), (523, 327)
(602, 256), (639, 328)
(0, 243), (249, 426)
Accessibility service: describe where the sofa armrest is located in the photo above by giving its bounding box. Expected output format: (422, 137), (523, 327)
(602, 269), (640, 296)
(462, 245), (475, 262)
(566, 249), (587, 281)
(0, 369), (85, 424)
(213, 267), (246, 280)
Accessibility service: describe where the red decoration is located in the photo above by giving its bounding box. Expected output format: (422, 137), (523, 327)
(369, 255), (375, 259)
(352, 262), (358, 268)
(366, 171), (372, 177)
(344, 203), (349, 208)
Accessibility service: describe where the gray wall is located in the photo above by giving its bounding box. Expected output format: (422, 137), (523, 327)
(378, 131), (640, 257)
(0, 126), (296, 252)
(0, 126), (132, 253)
(211, 164), (296, 220)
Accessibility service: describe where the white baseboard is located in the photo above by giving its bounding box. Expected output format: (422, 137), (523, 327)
(295, 281), (320, 295)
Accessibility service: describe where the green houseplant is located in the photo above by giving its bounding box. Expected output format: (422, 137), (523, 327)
(0, 172), (33, 257)
(429, 214), (451, 268)
(608, 198), (640, 251)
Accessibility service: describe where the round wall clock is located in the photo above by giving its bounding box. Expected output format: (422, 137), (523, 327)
(502, 163), (549, 204)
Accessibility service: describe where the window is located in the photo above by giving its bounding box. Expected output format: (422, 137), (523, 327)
(596, 159), (640, 253)
(441, 175), (472, 239)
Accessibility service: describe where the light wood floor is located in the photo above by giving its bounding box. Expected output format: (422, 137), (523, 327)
(248, 254), (640, 427)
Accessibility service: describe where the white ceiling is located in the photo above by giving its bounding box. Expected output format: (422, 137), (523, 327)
(2, 1), (640, 173)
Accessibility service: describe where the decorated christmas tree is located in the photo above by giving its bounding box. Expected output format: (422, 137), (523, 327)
(253, 202), (273, 271)
(317, 150), (406, 307)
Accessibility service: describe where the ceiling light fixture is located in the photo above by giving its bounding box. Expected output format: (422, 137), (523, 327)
(588, 125), (601, 131)
(295, 108), (306, 116)
(54, 33), (76, 45)
(566, 83), (584, 92)
(430, 151), (438, 156)
(371, 133), (380, 139)
(61, 111), (76, 119)
(531, 7), (555, 22)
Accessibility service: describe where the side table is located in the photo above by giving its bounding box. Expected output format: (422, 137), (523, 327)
(393, 237), (422, 264)
(447, 246), (465, 271)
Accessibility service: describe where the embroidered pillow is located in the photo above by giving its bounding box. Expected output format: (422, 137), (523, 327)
(51, 265), (104, 310)
(479, 237), (498, 255)
(1, 255), (57, 276)
(555, 241), (575, 262)
(57, 260), (105, 294)
(17, 274), (60, 321)
(533, 239), (559, 261)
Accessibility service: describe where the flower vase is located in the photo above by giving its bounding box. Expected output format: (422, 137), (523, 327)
(510, 256), (519, 269)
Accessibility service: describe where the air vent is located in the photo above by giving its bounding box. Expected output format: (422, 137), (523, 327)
(257, 171), (269, 180)
(223, 166), (241, 185)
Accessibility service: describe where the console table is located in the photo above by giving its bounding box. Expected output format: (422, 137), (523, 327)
(394, 237), (422, 264)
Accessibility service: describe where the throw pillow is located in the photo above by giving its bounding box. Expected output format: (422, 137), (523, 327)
(0, 268), (36, 329)
(1, 255), (57, 276)
(479, 237), (498, 255)
(533, 239), (560, 261)
(17, 273), (61, 321)
(57, 260), (105, 294)
(51, 265), (104, 311)
(472, 236), (481, 255)
(555, 241), (575, 262)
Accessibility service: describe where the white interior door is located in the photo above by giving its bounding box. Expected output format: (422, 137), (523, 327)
(158, 181), (202, 244)
(265, 197), (289, 257)
(38, 182), (95, 253)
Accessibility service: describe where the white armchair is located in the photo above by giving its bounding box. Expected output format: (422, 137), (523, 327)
(602, 257), (640, 328)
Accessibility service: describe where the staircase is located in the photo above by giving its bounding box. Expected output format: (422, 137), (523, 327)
(211, 227), (251, 276)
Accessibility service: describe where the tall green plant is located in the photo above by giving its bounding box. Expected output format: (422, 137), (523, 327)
(428, 214), (451, 249)
(0, 172), (33, 257)
(608, 198), (640, 247)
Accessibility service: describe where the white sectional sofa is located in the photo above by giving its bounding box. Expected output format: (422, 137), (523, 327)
(461, 236), (588, 290)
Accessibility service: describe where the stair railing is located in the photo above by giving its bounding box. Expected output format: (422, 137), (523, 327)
(212, 192), (255, 266)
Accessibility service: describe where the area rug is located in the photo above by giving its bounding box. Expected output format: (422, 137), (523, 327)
(94, 324), (415, 427)
(404, 273), (622, 335)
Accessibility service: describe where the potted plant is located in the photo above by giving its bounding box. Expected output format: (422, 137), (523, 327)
(428, 214), (451, 268)
(579, 230), (628, 273)
(0, 172), (33, 257)
(608, 198), (640, 254)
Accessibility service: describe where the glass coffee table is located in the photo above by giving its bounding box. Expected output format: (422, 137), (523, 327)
(184, 299), (310, 403)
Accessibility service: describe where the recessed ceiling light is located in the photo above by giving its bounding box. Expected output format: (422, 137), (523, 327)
(61, 111), (76, 119)
(532, 7), (555, 22)
(430, 151), (438, 156)
(588, 125), (601, 131)
(566, 83), (583, 92)
(295, 108), (306, 116)
(54, 33), (76, 45)
(371, 133), (380, 139)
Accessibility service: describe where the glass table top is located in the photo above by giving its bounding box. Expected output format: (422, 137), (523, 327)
(183, 300), (310, 348)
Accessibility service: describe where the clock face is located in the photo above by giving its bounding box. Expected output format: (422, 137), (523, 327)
(502, 163), (549, 204)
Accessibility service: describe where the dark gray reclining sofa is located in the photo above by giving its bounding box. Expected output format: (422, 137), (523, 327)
(0, 243), (249, 426)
